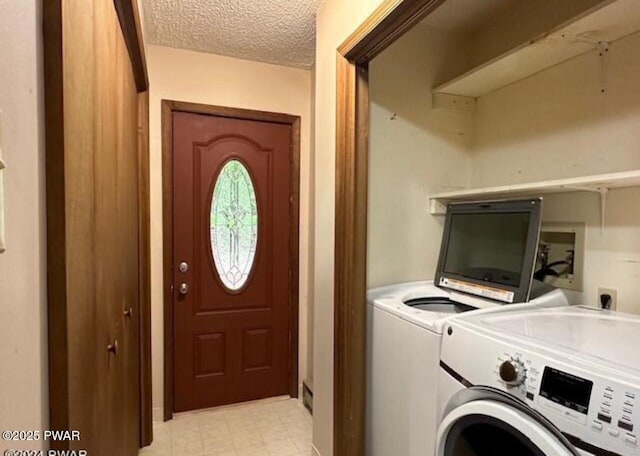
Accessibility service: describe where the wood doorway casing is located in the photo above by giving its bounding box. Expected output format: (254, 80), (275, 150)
(333, 1), (447, 455)
(162, 100), (301, 420)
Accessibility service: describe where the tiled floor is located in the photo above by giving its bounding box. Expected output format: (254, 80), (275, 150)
(140, 397), (313, 456)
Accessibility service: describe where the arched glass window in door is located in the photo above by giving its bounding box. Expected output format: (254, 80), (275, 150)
(210, 159), (258, 291)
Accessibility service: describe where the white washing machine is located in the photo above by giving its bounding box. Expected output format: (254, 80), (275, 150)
(437, 306), (640, 456)
(366, 281), (579, 456)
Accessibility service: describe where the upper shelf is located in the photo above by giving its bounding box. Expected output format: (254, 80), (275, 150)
(432, 0), (640, 99)
(429, 170), (640, 215)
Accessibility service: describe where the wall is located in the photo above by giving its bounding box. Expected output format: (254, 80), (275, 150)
(0, 0), (48, 449)
(147, 45), (313, 416)
(368, 24), (471, 288)
(313, 1), (386, 454)
(541, 189), (640, 313)
(367, 23), (640, 311)
(306, 63), (316, 383)
(472, 31), (640, 186)
(471, 30), (640, 312)
(316, 2), (640, 454)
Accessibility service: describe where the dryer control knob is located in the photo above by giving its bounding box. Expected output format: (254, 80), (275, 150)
(499, 359), (526, 386)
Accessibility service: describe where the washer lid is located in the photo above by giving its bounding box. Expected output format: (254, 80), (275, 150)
(368, 281), (470, 332)
(436, 387), (579, 456)
(473, 306), (640, 374)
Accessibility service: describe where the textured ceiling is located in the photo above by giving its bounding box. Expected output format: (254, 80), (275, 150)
(141, 0), (323, 69)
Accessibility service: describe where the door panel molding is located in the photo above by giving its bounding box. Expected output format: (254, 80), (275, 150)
(162, 100), (301, 420)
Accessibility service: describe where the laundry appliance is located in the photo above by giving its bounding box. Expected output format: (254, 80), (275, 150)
(366, 198), (581, 456)
(437, 306), (640, 455)
(366, 281), (578, 456)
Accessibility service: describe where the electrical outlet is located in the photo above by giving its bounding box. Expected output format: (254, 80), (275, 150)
(598, 287), (618, 310)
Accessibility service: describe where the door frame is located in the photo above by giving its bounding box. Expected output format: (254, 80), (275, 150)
(161, 100), (301, 420)
(333, 0), (447, 454)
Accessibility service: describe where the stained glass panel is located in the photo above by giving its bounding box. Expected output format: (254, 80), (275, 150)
(210, 159), (258, 291)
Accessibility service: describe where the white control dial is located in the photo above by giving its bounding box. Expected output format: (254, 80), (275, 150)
(499, 358), (526, 386)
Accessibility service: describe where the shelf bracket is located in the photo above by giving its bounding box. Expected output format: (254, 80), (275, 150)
(429, 198), (448, 216)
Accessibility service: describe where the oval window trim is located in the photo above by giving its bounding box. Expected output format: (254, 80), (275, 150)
(209, 158), (259, 292)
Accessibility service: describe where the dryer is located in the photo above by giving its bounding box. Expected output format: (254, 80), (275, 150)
(438, 306), (640, 455)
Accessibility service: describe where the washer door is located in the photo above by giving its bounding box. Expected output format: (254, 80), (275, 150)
(436, 388), (580, 456)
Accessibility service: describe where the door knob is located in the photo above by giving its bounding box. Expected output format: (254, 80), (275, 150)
(124, 307), (133, 318)
(178, 261), (189, 273)
(107, 340), (119, 355)
(178, 283), (190, 295)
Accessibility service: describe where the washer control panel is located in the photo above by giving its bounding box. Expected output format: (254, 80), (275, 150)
(591, 385), (638, 446)
(495, 352), (639, 454)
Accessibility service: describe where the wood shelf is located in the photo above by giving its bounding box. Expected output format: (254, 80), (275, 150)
(433, 0), (640, 99)
(429, 170), (640, 222)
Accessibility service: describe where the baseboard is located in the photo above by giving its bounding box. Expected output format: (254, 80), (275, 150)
(311, 444), (321, 456)
(152, 406), (164, 423)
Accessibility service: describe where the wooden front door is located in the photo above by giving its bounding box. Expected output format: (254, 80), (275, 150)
(171, 110), (296, 412)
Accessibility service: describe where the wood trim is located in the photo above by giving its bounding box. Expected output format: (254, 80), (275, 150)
(161, 100), (175, 421)
(113, 0), (149, 92)
(114, 0), (151, 441)
(289, 117), (301, 398)
(43, 0), (69, 435)
(339, 0), (447, 62)
(161, 99), (301, 419)
(333, 1), (447, 455)
(163, 100), (300, 125)
(338, 0), (403, 57)
(333, 54), (369, 456)
(138, 91), (153, 446)
(114, 0), (152, 441)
